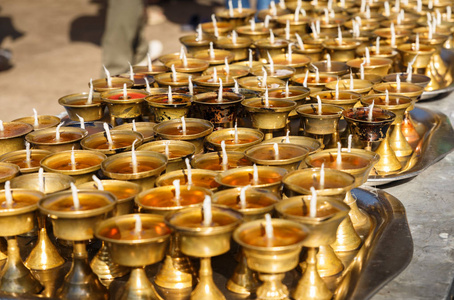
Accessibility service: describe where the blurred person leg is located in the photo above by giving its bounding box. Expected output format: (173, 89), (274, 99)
(101, 0), (148, 75)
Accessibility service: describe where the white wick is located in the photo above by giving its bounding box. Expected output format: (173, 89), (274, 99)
(279, 0), (286, 9)
(123, 83), (128, 100)
(173, 179), (181, 206)
(385, 89), (390, 105)
(360, 59), (366, 80)
(249, 49), (253, 68)
(337, 142), (342, 167)
(182, 51), (188, 68)
(144, 77), (151, 93)
(267, 51), (274, 74)
(103, 123), (113, 149)
(285, 20), (290, 40)
(415, 33), (420, 51)
(238, 0), (243, 13)
(185, 158), (193, 185)
(131, 139), (138, 174)
(368, 100), (374, 122)
(303, 70), (309, 87)
(264, 15), (271, 28)
(188, 76), (194, 95)
(77, 114), (85, 130)
(396, 74), (401, 92)
(285, 81), (289, 97)
(211, 15), (219, 38)
(273, 143), (279, 160)
(337, 25), (343, 46)
(168, 86), (173, 104)
(232, 30), (237, 44)
(209, 42), (215, 59)
(70, 182), (80, 210)
(234, 78), (239, 93)
(310, 22), (319, 40)
(92, 175), (104, 191)
(181, 116), (187, 135)
(196, 24), (203, 42)
(132, 120), (137, 132)
(147, 53), (153, 72)
(55, 122), (64, 142)
(287, 43), (293, 63)
(202, 195), (212, 226)
(234, 121), (239, 144)
(309, 187), (317, 218)
(88, 78), (94, 104)
(316, 95), (322, 115)
(162, 141), (169, 158)
(324, 8), (330, 24)
(171, 64), (177, 82)
(4, 181), (13, 208)
(348, 134), (353, 152)
(128, 62), (134, 81)
(264, 213), (274, 241)
(213, 67), (218, 83)
(239, 185), (249, 209)
(264, 86), (270, 108)
(103, 65), (112, 88)
(270, 0), (277, 15)
(326, 53), (332, 69)
(71, 147), (76, 171)
(269, 29), (275, 44)
(250, 19), (256, 32)
(296, 33), (305, 50)
(390, 23), (396, 47)
(38, 168), (44, 193)
(313, 64), (320, 83)
(33, 108), (39, 127)
(134, 214), (142, 236)
(335, 79), (340, 99)
(228, 0), (234, 17)
(221, 140), (229, 171)
(218, 78), (223, 102)
(407, 64), (413, 82)
(365, 47), (371, 64)
(224, 57), (230, 74)
(252, 164), (259, 185)
(25, 142), (31, 164)
(285, 130), (290, 143)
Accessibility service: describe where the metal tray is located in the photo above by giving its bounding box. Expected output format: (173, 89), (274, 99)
(420, 48), (454, 101)
(367, 106), (454, 186)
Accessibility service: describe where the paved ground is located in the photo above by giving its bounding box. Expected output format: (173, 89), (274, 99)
(0, 0), (221, 121)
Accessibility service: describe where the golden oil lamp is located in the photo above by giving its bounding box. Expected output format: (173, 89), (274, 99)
(323, 38), (362, 62)
(396, 43), (436, 71)
(275, 13), (311, 35)
(346, 57), (393, 76)
(310, 90), (362, 109)
(254, 35), (290, 60)
(296, 103), (344, 148)
(0, 187), (44, 295)
(362, 93), (414, 157)
(216, 5), (256, 27)
(38, 189), (115, 299)
(145, 92), (192, 123)
(79, 179), (142, 284)
(373, 81), (424, 102)
(236, 23), (271, 41)
(135, 184), (212, 290)
(257, 3), (289, 24)
(154, 71), (192, 88)
(242, 97), (296, 140)
(251, 64), (296, 80)
(165, 58), (210, 75)
(263, 135), (322, 155)
(202, 64), (250, 79)
(40, 149), (106, 185)
(179, 33), (216, 55)
(133, 64), (169, 76)
(113, 121), (156, 143)
(153, 117), (214, 153)
(293, 41), (324, 62)
(25, 126), (88, 153)
(233, 216), (308, 300)
(10, 171), (73, 272)
(159, 51), (193, 65)
(237, 75), (286, 92)
(81, 129), (144, 156)
(270, 51), (312, 74)
(191, 151), (252, 171)
(382, 73), (431, 89)
(325, 77), (373, 95)
(193, 47), (235, 66)
(192, 74), (235, 88)
(0, 121), (34, 156)
(244, 142), (310, 171)
(165, 203), (242, 300)
(101, 150), (167, 190)
(215, 34), (253, 61)
(275, 195), (349, 300)
(171, 85), (212, 96)
(193, 91), (244, 129)
(92, 77), (134, 93)
(156, 168), (220, 192)
(137, 140), (195, 173)
(58, 92), (105, 122)
(373, 27), (411, 47)
(215, 165), (287, 195)
(291, 72), (339, 93)
(205, 127), (264, 152)
(101, 88), (149, 123)
(201, 20), (235, 37)
(341, 71), (383, 84)
(117, 72), (155, 89)
(266, 85), (310, 118)
(13, 115), (60, 131)
(0, 148), (51, 174)
(0, 162), (20, 189)
(310, 59), (350, 76)
(344, 18), (379, 34)
(212, 187), (278, 295)
(95, 214), (171, 299)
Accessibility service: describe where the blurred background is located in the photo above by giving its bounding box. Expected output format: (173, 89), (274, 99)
(0, 0), (224, 121)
